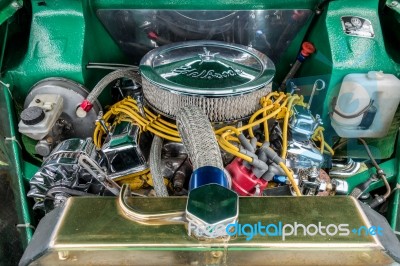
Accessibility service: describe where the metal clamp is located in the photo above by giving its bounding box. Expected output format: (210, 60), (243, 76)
(118, 184), (186, 225)
(78, 154), (120, 195)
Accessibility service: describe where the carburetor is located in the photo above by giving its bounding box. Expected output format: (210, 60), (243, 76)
(286, 105), (324, 195)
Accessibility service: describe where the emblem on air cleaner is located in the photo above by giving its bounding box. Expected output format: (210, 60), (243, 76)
(168, 47), (243, 80)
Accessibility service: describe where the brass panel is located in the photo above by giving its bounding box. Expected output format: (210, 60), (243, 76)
(29, 196), (394, 265)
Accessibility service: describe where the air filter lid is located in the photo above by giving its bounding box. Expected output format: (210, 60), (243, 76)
(140, 41), (275, 97)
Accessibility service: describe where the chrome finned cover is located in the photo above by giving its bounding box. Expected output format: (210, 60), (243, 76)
(140, 40), (275, 122)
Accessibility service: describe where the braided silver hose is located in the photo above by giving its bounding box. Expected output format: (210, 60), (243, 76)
(88, 69), (140, 103)
(149, 136), (169, 197)
(76, 68), (140, 117)
(176, 106), (223, 170)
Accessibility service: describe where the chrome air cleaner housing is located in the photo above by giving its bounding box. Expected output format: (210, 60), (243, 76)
(140, 41), (275, 122)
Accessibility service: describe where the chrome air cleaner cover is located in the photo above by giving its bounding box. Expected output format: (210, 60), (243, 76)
(140, 41), (275, 122)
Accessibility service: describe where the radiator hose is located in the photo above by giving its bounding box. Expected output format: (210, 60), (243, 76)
(176, 106), (228, 190)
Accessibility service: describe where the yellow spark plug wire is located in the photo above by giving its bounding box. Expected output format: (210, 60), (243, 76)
(281, 94), (300, 158)
(312, 126), (335, 155)
(93, 97), (181, 148)
(256, 91), (288, 142)
(279, 162), (302, 196)
(113, 168), (171, 191)
(93, 92), (331, 197)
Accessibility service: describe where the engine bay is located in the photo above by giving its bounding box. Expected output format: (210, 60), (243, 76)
(1, 0), (400, 265)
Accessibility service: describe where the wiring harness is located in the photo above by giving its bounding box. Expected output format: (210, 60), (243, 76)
(93, 91), (334, 196)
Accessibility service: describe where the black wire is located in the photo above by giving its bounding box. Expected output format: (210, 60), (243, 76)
(171, 155), (189, 181)
(331, 98), (374, 119)
(332, 137), (346, 151)
(359, 138), (391, 199)
(358, 138), (381, 171)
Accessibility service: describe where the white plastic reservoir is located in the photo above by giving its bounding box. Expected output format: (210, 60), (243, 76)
(331, 71), (400, 138)
(18, 94), (63, 140)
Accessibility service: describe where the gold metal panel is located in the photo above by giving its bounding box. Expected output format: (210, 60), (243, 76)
(29, 196), (393, 265)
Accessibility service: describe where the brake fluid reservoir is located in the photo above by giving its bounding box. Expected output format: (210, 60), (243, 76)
(18, 94), (63, 140)
(331, 71), (400, 138)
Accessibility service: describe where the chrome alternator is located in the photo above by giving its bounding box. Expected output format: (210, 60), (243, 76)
(28, 138), (118, 212)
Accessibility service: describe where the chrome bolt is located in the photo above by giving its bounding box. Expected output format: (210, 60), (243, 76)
(58, 251), (69, 261)
(391, 1), (398, 6)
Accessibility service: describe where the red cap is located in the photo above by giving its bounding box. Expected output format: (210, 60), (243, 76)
(80, 99), (93, 112)
(300, 42), (316, 57)
(148, 32), (158, 40)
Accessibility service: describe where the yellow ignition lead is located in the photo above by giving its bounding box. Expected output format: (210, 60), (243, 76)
(93, 92), (332, 197)
(93, 97), (181, 147)
(216, 136), (253, 162)
(281, 94), (300, 159)
(312, 126), (334, 156)
(263, 92), (287, 142)
(112, 168), (171, 191)
(279, 162), (302, 196)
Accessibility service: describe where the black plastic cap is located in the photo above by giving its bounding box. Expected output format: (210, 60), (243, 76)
(20, 106), (45, 125)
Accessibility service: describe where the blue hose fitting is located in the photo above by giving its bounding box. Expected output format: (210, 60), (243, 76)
(189, 166), (228, 191)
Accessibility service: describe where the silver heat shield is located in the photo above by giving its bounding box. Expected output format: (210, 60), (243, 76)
(143, 79), (271, 122)
(140, 41), (275, 123)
